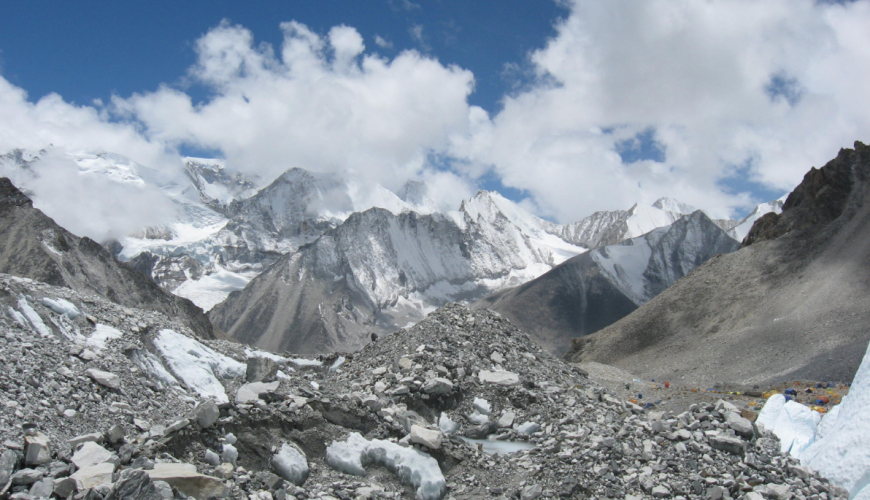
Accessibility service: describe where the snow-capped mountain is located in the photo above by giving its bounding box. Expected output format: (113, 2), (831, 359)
(475, 211), (740, 353)
(559, 197), (696, 249)
(208, 190), (599, 353)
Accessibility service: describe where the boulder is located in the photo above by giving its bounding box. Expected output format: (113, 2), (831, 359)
(24, 432), (51, 466)
(409, 425), (443, 450)
(72, 442), (116, 469)
(0, 450), (18, 488)
(86, 368), (122, 389)
(192, 399), (220, 428)
(104, 469), (164, 500)
(422, 378), (453, 395)
(478, 370), (520, 386)
(11, 469), (43, 486)
(71, 462), (115, 491)
(145, 463), (227, 499)
(708, 433), (746, 456)
(246, 356), (278, 383)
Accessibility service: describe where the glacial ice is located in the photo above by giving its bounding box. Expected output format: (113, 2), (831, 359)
(272, 443), (309, 486)
(326, 432), (446, 500)
(758, 338), (870, 499)
(152, 329), (245, 403)
(438, 413), (459, 436)
(39, 297), (81, 319)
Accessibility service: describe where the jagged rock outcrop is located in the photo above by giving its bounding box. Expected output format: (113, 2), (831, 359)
(476, 211), (739, 353)
(0, 178), (215, 339)
(565, 141), (870, 387)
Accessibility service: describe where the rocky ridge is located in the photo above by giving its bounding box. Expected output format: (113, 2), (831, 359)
(0, 281), (848, 500)
(0, 178), (214, 340)
(565, 141), (870, 387)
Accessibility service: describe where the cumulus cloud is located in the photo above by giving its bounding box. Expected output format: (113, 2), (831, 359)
(449, 0), (870, 222)
(116, 20), (475, 203)
(24, 150), (179, 241)
(0, 75), (181, 240)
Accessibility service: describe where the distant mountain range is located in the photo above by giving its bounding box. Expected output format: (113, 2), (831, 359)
(1, 146), (786, 355)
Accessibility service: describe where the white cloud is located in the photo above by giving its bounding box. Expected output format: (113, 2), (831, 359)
(449, 0), (870, 222)
(0, 76), (181, 240)
(374, 35), (393, 50)
(116, 20), (475, 197)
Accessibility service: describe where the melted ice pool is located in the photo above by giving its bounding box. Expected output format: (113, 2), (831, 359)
(460, 437), (535, 455)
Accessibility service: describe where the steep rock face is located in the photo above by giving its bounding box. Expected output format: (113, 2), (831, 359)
(565, 142), (870, 387)
(743, 156), (855, 247)
(0, 178), (215, 339)
(475, 211), (739, 353)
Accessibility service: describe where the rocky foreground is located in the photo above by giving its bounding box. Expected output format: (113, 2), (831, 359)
(0, 275), (848, 500)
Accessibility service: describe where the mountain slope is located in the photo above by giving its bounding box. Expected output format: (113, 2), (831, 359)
(0, 177), (215, 339)
(565, 141), (870, 387)
(475, 211), (739, 353)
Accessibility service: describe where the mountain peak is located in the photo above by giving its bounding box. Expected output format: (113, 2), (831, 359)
(652, 197), (697, 214)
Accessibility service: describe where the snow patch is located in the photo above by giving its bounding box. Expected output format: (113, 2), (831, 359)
(86, 324), (123, 351)
(171, 266), (255, 312)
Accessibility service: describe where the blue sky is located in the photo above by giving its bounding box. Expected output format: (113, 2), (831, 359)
(0, 1), (563, 117)
(1, 0), (869, 236)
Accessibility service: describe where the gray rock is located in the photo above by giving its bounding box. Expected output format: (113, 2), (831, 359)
(498, 411), (516, 428)
(86, 368), (122, 389)
(67, 433), (104, 448)
(478, 370), (520, 386)
(144, 463), (227, 499)
(246, 356), (278, 383)
(520, 483), (543, 500)
(0, 450), (18, 488)
(708, 433), (746, 456)
(71, 442), (116, 469)
(71, 462), (115, 491)
(29, 477), (54, 498)
(651, 485), (671, 498)
(107, 424), (126, 444)
(422, 377), (453, 395)
(724, 412), (754, 438)
(53, 477), (77, 498)
(464, 421), (498, 439)
(409, 425), (443, 450)
(164, 418), (189, 434)
(271, 442), (309, 486)
(24, 433), (51, 466)
(104, 469), (163, 500)
(11, 469), (44, 486)
(192, 399), (219, 428)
